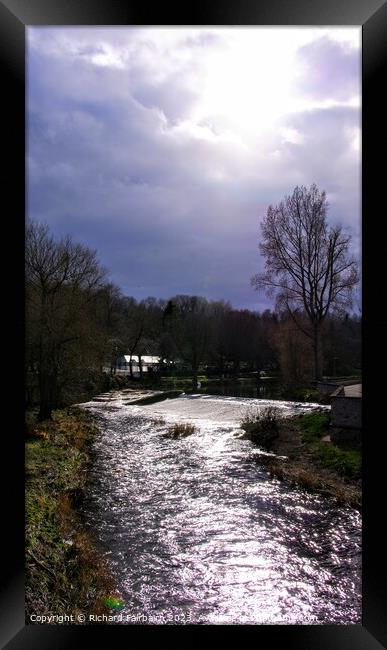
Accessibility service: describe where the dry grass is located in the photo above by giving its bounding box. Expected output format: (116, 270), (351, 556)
(262, 456), (361, 509)
(164, 422), (197, 439)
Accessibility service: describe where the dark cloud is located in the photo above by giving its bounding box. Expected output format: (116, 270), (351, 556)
(27, 29), (360, 311)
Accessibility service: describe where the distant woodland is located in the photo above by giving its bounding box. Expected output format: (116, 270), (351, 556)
(26, 217), (360, 421)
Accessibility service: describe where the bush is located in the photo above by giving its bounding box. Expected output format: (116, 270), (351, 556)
(302, 389), (322, 403)
(241, 406), (280, 449)
(164, 422), (197, 439)
(278, 385), (324, 403)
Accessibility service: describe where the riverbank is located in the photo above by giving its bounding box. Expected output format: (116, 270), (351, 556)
(242, 410), (361, 510)
(25, 407), (120, 623)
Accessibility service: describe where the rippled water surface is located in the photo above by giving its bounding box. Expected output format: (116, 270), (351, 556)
(81, 391), (361, 625)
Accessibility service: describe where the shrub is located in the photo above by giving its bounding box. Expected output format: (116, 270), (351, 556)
(241, 406), (280, 450)
(164, 422), (197, 439)
(302, 389), (322, 403)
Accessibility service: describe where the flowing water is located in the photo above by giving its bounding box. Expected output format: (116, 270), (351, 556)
(81, 391), (361, 625)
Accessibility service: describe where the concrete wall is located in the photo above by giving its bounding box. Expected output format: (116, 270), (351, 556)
(331, 396), (362, 429)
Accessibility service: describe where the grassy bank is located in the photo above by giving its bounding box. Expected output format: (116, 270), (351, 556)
(241, 409), (361, 509)
(25, 407), (120, 623)
(298, 412), (361, 478)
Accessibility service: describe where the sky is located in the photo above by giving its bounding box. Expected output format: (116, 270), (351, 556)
(27, 27), (361, 311)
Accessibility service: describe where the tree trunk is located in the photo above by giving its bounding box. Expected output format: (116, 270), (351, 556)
(38, 369), (54, 421)
(139, 354), (143, 379)
(313, 324), (322, 381)
(192, 359), (198, 388)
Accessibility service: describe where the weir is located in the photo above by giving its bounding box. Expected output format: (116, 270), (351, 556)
(81, 391), (361, 625)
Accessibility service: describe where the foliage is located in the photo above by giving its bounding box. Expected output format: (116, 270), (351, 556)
(241, 406), (281, 449)
(278, 385), (322, 403)
(162, 295), (211, 381)
(26, 220), (361, 418)
(275, 316), (313, 386)
(299, 411), (331, 442)
(298, 411), (361, 479)
(25, 408), (116, 620)
(310, 444), (361, 479)
(109, 374), (132, 390)
(321, 314), (361, 377)
(302, 389), (323, 403)
(26, 221), (107, 420)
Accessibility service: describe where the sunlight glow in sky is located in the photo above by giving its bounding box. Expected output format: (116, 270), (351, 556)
(28, 27), (361, 310)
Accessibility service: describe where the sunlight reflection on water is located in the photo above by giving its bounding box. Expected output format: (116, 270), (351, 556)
(81, 392), (361, 625)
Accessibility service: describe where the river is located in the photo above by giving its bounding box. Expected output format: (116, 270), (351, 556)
(80, 391), (361, 625)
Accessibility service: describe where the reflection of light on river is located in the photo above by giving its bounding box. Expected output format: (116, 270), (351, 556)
(80, 392), (361, 625)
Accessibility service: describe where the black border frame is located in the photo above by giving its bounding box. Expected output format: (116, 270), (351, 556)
(1, 0), (386, 647)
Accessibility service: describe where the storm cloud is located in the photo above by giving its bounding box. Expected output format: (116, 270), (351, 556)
(27, 27), (361, 310)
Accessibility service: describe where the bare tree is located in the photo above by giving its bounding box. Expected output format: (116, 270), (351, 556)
(26, 222), (106, 420)
(251, 184), (359, 381)
(275, 315), (313, 388)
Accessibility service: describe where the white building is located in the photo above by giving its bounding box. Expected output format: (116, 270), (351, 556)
(115, 354), (161, 374)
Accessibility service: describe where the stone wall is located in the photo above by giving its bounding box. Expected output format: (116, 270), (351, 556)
(331, 396), (362, 429)
(330, 426), (361, 446)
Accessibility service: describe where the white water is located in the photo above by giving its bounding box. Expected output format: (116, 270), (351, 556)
(80, 391), (360, 625)
(92, 389), (329, 427)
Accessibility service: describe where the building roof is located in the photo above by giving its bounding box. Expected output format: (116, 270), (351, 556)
(343, 383), (362, 397)
(331, 383), (362, 398)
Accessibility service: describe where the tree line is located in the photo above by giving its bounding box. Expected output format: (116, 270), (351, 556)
(26, 214), (360, 422)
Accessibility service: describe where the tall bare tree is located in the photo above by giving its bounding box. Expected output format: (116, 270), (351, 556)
(251, 184), (359, 381)
(26, 222), (106, 420)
